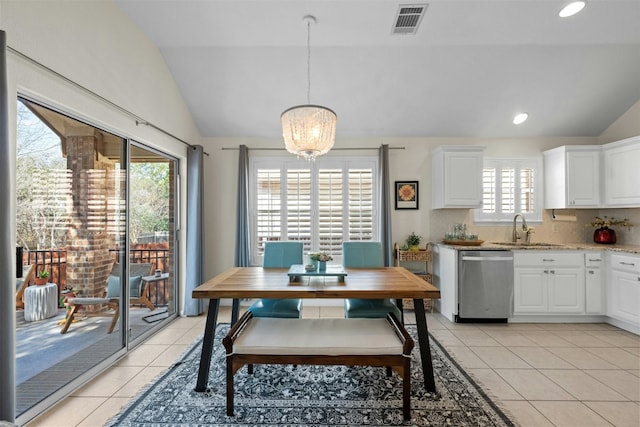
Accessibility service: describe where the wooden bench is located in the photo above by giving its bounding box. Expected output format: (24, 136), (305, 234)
(223, 311), (415, 420)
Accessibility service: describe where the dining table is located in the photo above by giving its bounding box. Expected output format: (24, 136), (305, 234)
(191, 266), (441, 393)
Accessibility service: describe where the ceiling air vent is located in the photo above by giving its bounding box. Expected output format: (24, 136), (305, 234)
(392, 4), (428, 35)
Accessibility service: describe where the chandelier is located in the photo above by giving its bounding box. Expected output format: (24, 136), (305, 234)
(281, 15), (337, 161)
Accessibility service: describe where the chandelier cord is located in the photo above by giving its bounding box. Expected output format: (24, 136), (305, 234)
(306, 19), (311, 104)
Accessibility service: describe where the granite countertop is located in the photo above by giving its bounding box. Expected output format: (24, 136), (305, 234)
(435, 241), (640, 255)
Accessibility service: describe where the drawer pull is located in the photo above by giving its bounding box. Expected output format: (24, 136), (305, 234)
(588, 270), (595, 274)
(544, 270), (549, 274)
(542, 259), (556, 262)
(619, 262), (636, 266)
(588, 258), (601, 262)
(550, 270), (555, 274)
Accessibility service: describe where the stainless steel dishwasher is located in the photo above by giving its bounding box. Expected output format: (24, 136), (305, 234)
(457, 250), (514, 323)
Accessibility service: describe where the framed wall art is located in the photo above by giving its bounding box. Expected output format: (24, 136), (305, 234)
(395, 181), (418, 210)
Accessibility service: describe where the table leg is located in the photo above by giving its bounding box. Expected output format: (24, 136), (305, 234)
(231, 298), (240, 325)
(194, 298), (220, 392)
(413, 298), (436, 392)
(395, 298), (404, 324)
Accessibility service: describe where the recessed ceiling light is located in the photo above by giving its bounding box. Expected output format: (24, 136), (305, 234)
(559, 1), (586, 18)
(513, 113), (528, 125)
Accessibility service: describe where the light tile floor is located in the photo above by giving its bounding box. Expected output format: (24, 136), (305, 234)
(28, 307), (640, 427)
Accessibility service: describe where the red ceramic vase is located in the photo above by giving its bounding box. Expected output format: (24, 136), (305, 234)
(593, 227), (616, 244)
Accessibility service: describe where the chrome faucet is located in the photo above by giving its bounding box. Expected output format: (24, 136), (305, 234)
(512, 214), (528, 243)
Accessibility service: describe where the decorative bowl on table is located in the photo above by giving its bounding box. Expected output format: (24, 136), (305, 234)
(305, 264), (316, 272)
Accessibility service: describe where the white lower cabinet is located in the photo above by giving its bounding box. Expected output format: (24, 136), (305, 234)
(585, 252), (604, 314)
(514, 268), (547, 312)
(607, 253), (640, 328)
(548, 268), (585, 313)
(514, 252), (585, 315)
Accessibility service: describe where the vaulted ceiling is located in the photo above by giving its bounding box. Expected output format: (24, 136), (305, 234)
(115, 0), (640, 140)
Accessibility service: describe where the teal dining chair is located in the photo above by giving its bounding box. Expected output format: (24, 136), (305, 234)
(342, 241), (402, 319)
(247, 241), (303, 318)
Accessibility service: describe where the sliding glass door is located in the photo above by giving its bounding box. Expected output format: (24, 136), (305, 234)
(15, 97), (179, 420)
(127, 143), (178, 342)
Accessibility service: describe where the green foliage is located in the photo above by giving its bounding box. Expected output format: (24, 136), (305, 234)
(16, 100), (172, 249)
(130, 162), (171, 243)
(406, 232), (422, 246)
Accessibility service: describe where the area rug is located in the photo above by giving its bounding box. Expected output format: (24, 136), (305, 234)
(108, 324), (515, 426)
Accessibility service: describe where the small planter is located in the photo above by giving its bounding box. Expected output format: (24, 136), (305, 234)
(34, 277), (48, 286)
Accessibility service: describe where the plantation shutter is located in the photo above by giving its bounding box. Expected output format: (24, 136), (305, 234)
(501, 167), (515, 213)
(250, 157), (379, 263)
(520, 167), (535, 213)
(348, 168), (373, 241)
(481, 167), (496, 213)
(476, 158), (542, 223)
(287, 168), (312, 252)
(255, 168), (281, 254)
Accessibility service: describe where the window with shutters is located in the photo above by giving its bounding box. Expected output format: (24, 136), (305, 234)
(250, 157), (378, 264)
(474, 157), (542, 223)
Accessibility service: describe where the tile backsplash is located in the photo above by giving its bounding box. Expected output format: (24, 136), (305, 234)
(429, 208), (639, 246)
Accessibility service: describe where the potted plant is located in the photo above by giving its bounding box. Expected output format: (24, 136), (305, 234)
(587, 216), (633, 244)
(406, 232), (423, 251)
(309, 252), (333, 271)
(35, 270), (49, 286)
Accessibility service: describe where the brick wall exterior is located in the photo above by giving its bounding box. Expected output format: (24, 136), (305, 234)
(64, 131), (119, 312)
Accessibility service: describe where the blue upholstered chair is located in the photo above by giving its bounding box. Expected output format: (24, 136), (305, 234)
(342, 241), (402, 319)
(247, 241), (303, 318)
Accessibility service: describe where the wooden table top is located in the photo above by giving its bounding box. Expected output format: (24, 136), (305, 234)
(192, 266), (440, 300)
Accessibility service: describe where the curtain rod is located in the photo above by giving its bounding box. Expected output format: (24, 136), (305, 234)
(221, 146), (405, 151)
(7, 45), (208, 155)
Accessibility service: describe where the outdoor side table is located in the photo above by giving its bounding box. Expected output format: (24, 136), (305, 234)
(24, 282), (58, 321)
(142, 272), (170, 306)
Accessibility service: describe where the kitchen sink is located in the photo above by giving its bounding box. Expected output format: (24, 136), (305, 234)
(491, 242), (563, 247)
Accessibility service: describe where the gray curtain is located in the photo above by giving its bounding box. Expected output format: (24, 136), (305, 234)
(184, 145), (205, 316)
(379, 144), (393, 267)
(0, 30), (16, 422)
(234, 145), (250, 267)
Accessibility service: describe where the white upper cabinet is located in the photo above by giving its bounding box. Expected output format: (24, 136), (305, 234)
(603, 136), (640, 207)
(431, 146), (485, 209)
(543, 145), (601, 209)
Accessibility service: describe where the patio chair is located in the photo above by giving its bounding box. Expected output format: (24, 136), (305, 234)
(15, 264), (35, 309)
(247, 241), (303, 318)
(60, 263), (155, 334)
(343, 241), (402, 319)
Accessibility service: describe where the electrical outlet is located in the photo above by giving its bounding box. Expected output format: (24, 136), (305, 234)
(552, 223), (558, 233)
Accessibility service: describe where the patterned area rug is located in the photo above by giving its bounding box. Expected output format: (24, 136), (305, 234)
(108, 324), (515, 426)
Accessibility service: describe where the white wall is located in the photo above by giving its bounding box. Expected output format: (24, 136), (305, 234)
(599, 99), (640, 144)
(1, 0), (201, 312)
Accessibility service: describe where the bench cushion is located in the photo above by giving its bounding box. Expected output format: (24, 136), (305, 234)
(233, 318), (405, 356)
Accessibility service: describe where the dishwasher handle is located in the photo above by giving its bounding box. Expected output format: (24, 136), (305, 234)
(461, 256), (514, 262)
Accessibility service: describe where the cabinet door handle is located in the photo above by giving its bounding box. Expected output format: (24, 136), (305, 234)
(542, 259), (555, 262)
(588, 270), (595, 274)
(544, 270), (549, 274)
(550, 270), (555, 274)
(620, 262), (636, 266)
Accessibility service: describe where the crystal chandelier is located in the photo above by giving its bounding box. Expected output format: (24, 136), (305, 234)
(281, 15), (337, 161)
